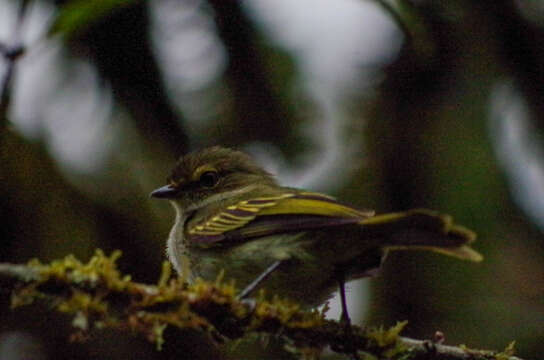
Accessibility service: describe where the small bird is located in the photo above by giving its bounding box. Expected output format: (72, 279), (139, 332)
(151, 146), (482, 325)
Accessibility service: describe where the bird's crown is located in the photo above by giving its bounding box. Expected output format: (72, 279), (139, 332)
(167, 146), (275, 188)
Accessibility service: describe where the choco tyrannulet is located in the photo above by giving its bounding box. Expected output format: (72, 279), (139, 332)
(151, 146), (482, 323)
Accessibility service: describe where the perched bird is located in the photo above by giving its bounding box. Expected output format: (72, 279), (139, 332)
(151, 146), (482, 324)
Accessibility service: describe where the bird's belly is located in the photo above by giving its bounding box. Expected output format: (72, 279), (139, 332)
(188, 233), (340, 307)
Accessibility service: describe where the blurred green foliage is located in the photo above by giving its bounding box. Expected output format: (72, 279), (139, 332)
(50, 0), (139, 38)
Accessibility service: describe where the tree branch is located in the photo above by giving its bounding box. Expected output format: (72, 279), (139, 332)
(0, 0), (28, 134)
(399, 337), (519, 360)
(0, 251), (521, 360)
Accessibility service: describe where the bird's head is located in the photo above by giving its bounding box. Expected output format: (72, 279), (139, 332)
(150, 146), (276, 212)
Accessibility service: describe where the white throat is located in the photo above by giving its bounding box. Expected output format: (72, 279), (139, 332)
(166, 201), (192, 281)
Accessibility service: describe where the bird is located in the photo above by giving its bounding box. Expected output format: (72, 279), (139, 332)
(151, 146), (482, 325)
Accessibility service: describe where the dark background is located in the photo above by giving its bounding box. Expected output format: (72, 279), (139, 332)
(0, 0), (543, 359)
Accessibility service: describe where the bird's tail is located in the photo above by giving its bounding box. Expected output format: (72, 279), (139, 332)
(359, 209), (483, 262)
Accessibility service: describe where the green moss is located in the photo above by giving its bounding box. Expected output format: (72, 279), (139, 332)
(495, 341), (516, 360)
(366, 321), (408, 359)
(157, 261), (172, 288)
(152, 322), (167, 351)
(367, 321), (408, 347)
(4, 251), (516, 359)
(250, 293), (324, 330)
(28, 249), (130, 291)
(57, 290), (107, 315)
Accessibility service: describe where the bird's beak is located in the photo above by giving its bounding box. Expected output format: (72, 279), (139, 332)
(150, 184), (179, 199)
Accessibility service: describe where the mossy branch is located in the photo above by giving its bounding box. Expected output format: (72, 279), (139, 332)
(0, 250), (521, 360)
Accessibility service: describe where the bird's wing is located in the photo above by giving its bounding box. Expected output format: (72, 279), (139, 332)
(187, 191), (374, 246)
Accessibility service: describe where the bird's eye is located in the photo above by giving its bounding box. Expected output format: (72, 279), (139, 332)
(199, 171), (219, 188)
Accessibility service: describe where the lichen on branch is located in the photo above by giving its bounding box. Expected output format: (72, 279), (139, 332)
(0, 250), (522, 360)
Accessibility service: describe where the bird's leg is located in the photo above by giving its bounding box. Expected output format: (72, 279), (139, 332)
(237, 260), (283, 300)
(336, 270), (351, 328)
(334, 270), (362, 360)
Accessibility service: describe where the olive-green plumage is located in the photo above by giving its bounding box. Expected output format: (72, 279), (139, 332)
(151, 146), (482, 309)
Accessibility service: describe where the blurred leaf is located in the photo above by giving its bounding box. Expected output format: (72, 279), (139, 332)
(49, 0), (140, 38)
(374, 0), (435, 60)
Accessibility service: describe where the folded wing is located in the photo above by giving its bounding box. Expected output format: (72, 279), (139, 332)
(187, 191), (374, 245)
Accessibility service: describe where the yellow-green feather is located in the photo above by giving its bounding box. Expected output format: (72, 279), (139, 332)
(259, 198), (373, 218)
